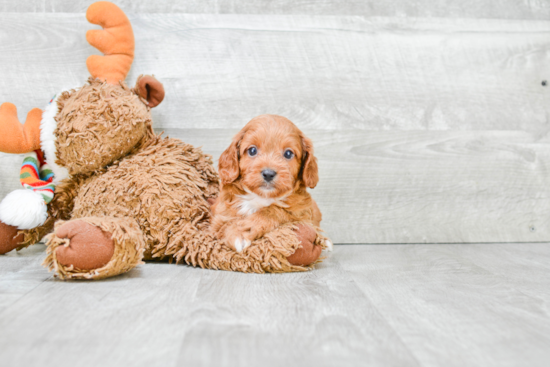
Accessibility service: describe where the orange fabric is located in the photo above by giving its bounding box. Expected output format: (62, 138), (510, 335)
(0, 103), (42, 154)
(86, 1), (134, 84)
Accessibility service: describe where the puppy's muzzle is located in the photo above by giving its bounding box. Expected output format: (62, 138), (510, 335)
(261, 169), (277, 183)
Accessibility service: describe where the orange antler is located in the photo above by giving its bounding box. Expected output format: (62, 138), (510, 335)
(86, 1), (134, 84)
(0, 103), (42, 154)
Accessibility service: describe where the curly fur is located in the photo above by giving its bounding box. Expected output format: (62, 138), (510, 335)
(212, 115), (322, 252)
(69, 136), (218, 260)
(0, 2), (328, 279)
(8, 79), (328, 279)
(55, 78), (154, 175)
(37, 134), (325, 277)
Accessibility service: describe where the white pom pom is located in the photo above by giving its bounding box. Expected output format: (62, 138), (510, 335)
(0, 189), (48, 229)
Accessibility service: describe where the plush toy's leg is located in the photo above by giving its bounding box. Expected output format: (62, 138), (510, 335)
(0, 217), (57, 255)
(43, 217), (146, 280)
(192, 222), (330, 273)
(54, 220), (115, 270)
(287, 224), (324, 266)
(0, 221), (24, 255)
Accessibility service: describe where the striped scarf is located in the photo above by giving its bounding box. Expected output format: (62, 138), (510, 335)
(20, 150), (55, 204)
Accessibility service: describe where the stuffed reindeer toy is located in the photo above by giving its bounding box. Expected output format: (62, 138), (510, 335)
(0, 1), (327, 280)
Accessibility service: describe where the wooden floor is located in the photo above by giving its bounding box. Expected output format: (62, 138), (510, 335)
(1, 243), (549, 367)
(0, 2), (548, 364)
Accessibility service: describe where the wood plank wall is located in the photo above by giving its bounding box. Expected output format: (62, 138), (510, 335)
(0, 1), (548, 243)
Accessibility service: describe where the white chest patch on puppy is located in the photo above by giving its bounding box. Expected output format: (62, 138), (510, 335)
(237, 189), (289, 216)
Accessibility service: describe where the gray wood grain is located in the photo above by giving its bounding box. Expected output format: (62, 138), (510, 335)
(161, 128), (550, 244)
(0, 12), (548, 244)
(0, 14), (547, 132)
(0, 0), (549, 20)
(1, 244), (550, 367)
(5, 127), (549, 245)
(0, 244), (50, 313)
(338, 244), (550, 367)
(0, 245), (416, 367)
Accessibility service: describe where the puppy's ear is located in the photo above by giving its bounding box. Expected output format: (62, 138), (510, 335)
(219, 132), (243, 185)
(300, 136), (319, 189)
(135, 75), (165, 108)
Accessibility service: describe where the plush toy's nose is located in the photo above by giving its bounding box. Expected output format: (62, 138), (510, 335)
(262, 169), (277, 182)
(0, 103), (42, 154)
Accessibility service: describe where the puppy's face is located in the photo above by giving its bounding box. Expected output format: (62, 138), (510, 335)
(219, 115), (318, 198)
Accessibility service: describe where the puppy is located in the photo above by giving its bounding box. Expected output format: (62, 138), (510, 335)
(211, 114), (326, 252)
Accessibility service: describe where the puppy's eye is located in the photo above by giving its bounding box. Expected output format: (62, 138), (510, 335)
(283, 149), (294, 160)
(248, 146), (258, 157)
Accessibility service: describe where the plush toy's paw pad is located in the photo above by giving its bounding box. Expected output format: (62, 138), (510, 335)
(54, 220), (115, 271)
(295, 224), (317, 245)
(0, 221), (24, 255)
(287, 224), (323, 266)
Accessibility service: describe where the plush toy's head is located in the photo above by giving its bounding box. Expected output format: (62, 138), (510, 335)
(49, 2), (165, 176)
(0, 1), (164, 229)
(0, 1), (165, 177)
(52, 77), (156, 175)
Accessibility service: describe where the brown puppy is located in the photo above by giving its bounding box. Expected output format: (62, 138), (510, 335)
(212, 114), (331, 252)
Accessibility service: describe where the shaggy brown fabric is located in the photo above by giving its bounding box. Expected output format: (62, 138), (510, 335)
(54, 220), (115, 270)
(35, 77), (328, 280)
(166, 222), (328, 274)
(0, 221), (24, 255)
(0, 2), (329, 277)
(41, 134), (327, 278)
(54, 78), (154, 175)
(44, 217), (145, 280)
(69, 136), (218, 260)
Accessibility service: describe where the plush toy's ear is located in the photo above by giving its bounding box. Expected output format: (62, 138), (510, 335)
(135, 75), (165, 108)
(218, 131), (245, 185)
(300, 136), (319, 189)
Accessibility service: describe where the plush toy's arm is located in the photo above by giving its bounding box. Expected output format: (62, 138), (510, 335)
(0, 103), (49, 253)
(46, 175), (84, 224)
(1, 209), (55, 254)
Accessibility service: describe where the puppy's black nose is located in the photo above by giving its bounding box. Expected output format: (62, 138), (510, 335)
(262, 169), (277, 182)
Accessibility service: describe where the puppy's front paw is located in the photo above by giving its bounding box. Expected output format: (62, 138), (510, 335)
(224, 232), (252, 253)
(233, 237), (252, 253)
